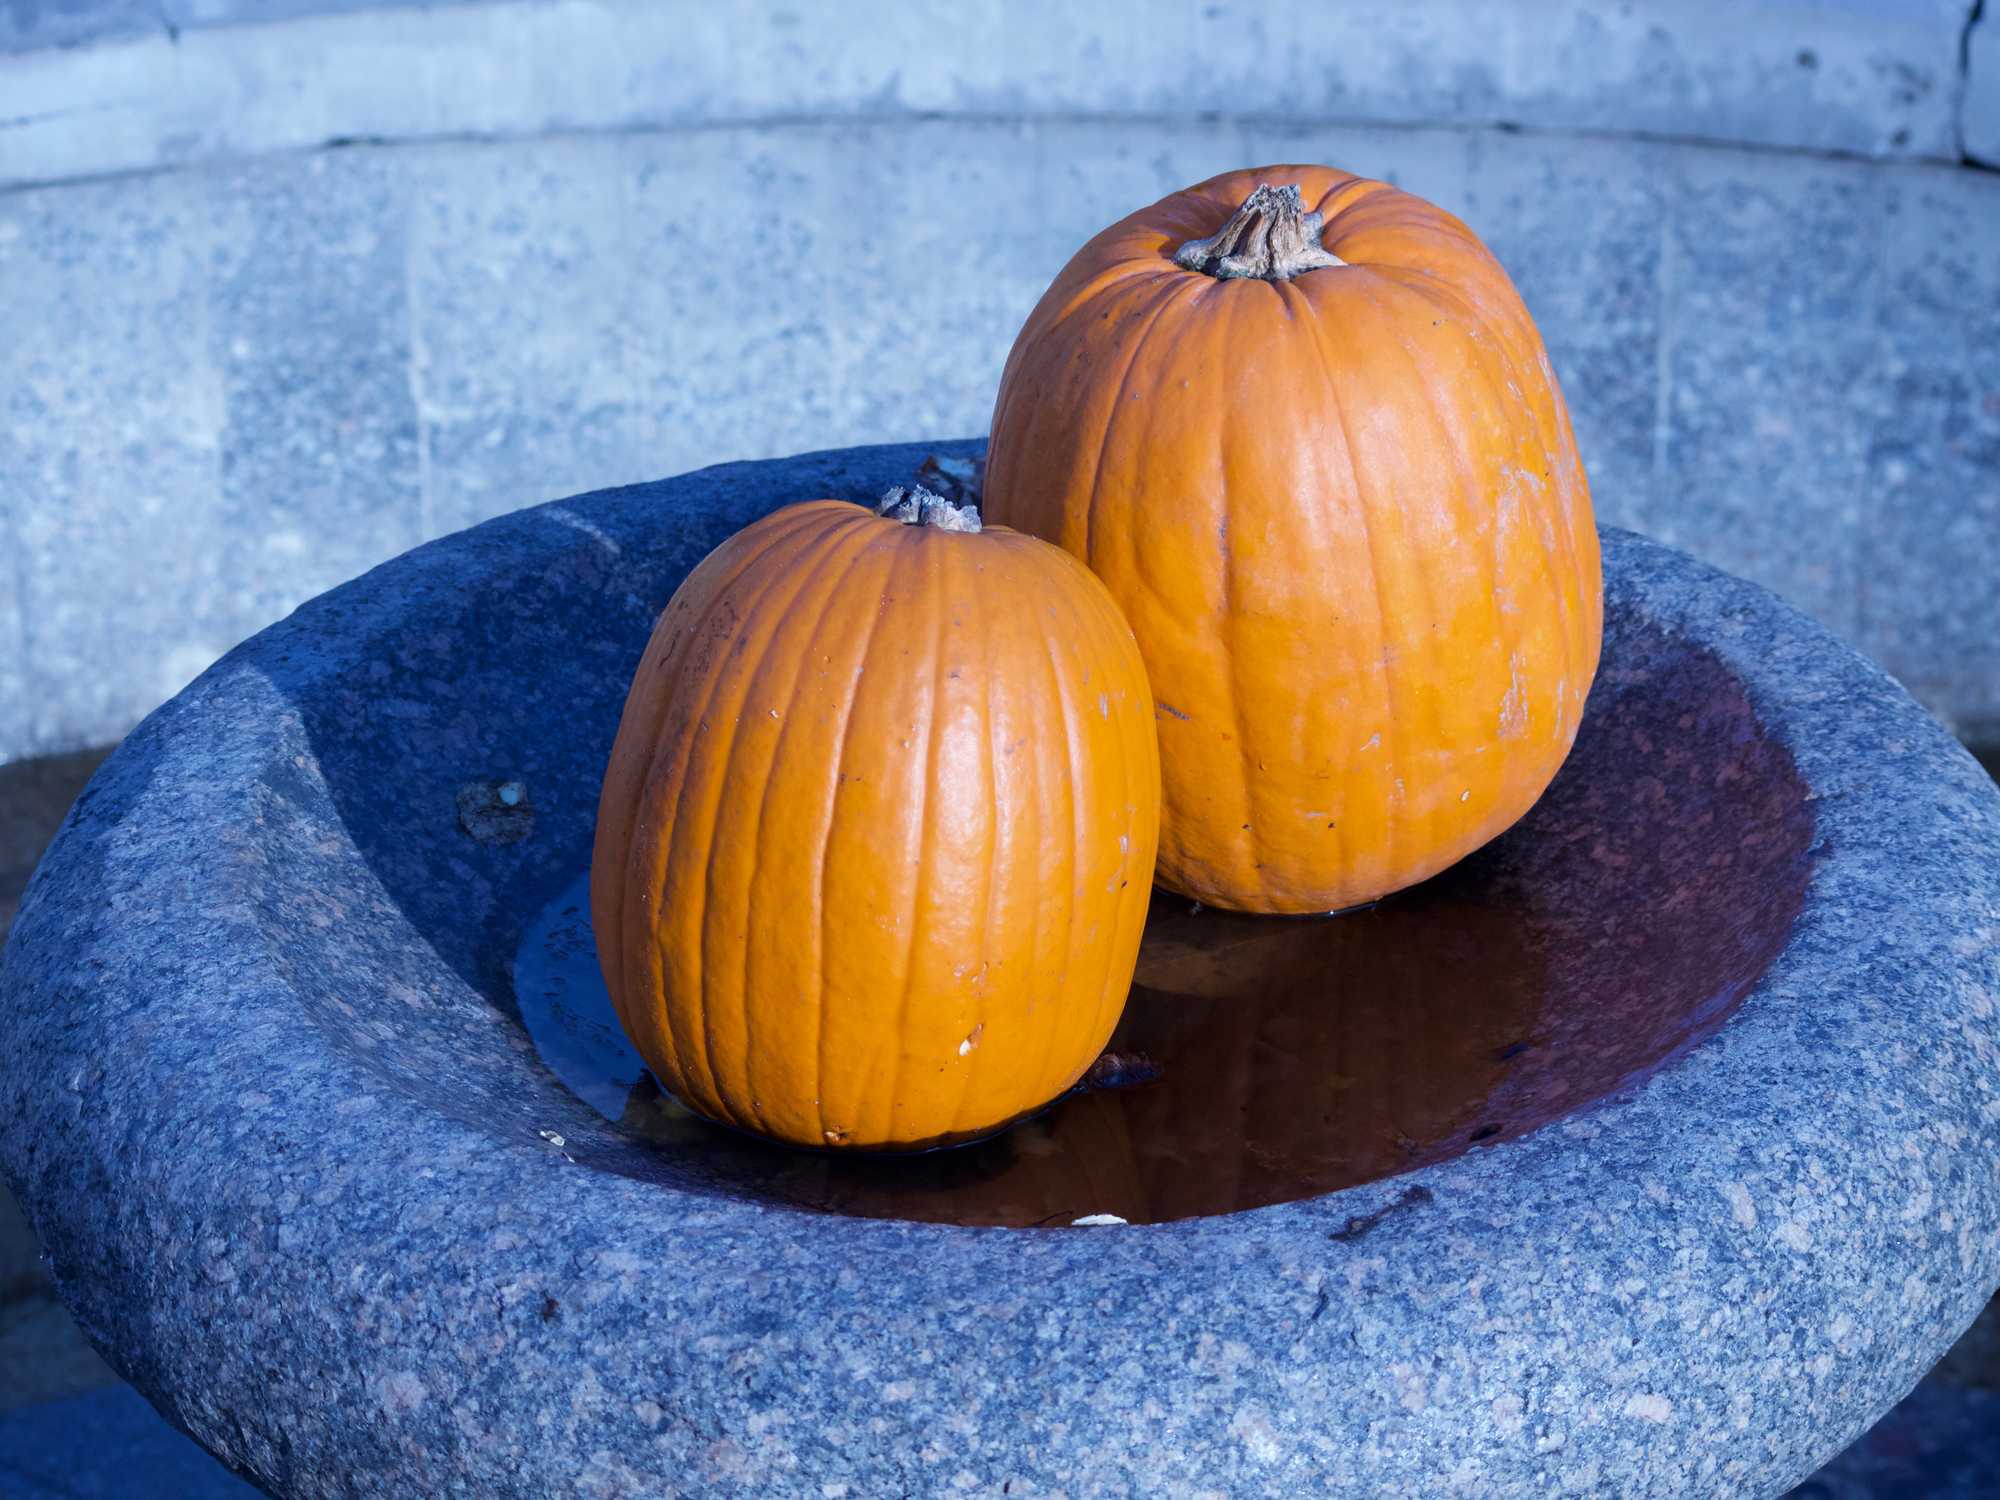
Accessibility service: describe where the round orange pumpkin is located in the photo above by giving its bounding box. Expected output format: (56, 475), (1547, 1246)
(985, 166), (1603, 913)
(591, 486), (1162, 1151)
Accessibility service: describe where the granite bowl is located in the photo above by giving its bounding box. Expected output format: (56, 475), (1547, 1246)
(3, 440), (1998, 1498)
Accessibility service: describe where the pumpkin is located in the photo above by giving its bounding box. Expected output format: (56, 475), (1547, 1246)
(985, 166), (1603, 913)
(591, 485), (1162, 1151)
(656, 882), (1544, 1227)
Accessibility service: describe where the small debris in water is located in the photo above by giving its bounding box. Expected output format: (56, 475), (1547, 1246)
(538, 1129), (566, 1148)
(1071, 1213), (1128, 1227)
(457, 778), (535, 844)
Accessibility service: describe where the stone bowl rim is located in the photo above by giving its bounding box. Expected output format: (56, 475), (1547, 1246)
(6, 438), (1999, 1496)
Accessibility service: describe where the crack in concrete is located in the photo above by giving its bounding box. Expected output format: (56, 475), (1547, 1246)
(9, 102), (2000, 202)
(0, 102), (116, 129)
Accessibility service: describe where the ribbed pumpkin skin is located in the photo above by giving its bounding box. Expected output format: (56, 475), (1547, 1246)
(985, 164), (1603, 913)
(591, 500), (1162, 1151)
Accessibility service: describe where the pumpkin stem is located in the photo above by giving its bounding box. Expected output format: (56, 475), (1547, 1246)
(1173, 183), (1345, 282)
(876, 484), (982, 533)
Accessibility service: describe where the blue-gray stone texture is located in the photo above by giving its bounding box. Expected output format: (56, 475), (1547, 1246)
(2, 441), (1997, 1498)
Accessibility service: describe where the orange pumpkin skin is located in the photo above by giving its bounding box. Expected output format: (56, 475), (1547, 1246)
(591, 495), (1162, 1151)
(984, 164), (1603, 914)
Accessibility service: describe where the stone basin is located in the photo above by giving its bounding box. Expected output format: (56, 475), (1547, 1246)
(3, 439), (1998, 1498)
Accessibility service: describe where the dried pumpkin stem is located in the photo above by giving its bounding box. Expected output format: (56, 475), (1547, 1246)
(1173, 183), (1344, 282)
(876, 484), (982, 533)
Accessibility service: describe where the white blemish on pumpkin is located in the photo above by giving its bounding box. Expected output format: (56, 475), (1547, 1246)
(1499, 657), (1529, 740)
(1460, 789), (1470, 802)
(958, 1023), (985, 1057)
(1099, 692), (1109, 718)
(1119, 834), (1130, 853)
(1072, 1213), (1127, 1226)
(1359, 733), (1380, 752)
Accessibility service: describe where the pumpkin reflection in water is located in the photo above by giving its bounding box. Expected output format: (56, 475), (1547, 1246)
(566, 617), (1811, 1227)
(620, 880), (1548, 1227)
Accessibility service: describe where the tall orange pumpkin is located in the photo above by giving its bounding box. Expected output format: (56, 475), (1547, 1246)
(985, 166), (1602, 914)
(592, 486), (1162, 1151)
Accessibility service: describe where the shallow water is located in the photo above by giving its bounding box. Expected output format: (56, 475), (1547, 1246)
(517, 635), (1814, 1227)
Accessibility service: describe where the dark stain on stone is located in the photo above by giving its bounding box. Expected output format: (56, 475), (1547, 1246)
(1329, 1185), (1433, 1243)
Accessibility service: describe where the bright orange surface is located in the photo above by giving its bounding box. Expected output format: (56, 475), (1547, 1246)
(593, 500), (1162, 1150)
(986, 164), (1603, 912)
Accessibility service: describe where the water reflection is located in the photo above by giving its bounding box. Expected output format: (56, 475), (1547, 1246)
(517, 627), (1816, 1226)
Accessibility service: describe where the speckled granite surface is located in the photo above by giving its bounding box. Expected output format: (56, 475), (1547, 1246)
(2, 439), (1997, 1498)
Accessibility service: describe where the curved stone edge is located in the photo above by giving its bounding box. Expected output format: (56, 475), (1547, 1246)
(1, 438), (1997, 1497)
(0, 0), (1975, 192)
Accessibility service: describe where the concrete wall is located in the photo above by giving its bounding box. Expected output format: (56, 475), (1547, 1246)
(1968, 4), (2000, 165)
(1, 0), (1988, 183)
(2, 1), (1997, 762)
